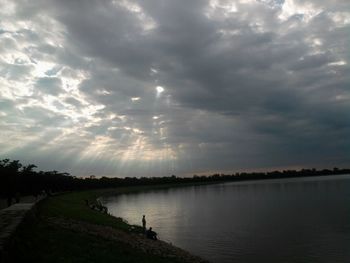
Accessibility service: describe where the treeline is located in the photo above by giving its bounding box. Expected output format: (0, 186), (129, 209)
(1, 158), (350, 199)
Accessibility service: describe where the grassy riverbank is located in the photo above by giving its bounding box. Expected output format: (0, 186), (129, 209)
(7, 185), (208, 263)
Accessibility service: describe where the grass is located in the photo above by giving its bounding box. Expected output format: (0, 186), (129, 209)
(38, 190), (136, 231)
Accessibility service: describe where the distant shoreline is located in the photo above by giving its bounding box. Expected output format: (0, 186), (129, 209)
(98, 171), (350, 197)
(2, 158), (350, 200)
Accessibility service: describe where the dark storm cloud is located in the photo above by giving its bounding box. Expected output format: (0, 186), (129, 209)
(0, 0), (349, 176)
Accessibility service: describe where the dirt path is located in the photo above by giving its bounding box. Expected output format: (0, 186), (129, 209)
(0, 203), (36, 259)
(46, 216), (209, 263)
(0, 196), (37, 210)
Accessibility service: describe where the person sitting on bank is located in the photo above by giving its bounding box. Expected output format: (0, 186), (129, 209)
(146, 227), (157, 240)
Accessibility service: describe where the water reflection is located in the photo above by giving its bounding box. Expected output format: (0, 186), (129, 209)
(103, 175), (350, 263)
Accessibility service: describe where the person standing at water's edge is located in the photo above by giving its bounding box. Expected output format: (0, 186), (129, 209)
(142, 215), (146, 232)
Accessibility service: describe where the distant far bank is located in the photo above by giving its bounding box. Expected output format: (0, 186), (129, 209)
(1, 158), (349, 202)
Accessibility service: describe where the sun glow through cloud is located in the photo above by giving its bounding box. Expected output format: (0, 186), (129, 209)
(156, 86), (164, 94)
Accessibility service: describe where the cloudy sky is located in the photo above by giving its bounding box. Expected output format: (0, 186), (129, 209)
(0, 0), (349, 177)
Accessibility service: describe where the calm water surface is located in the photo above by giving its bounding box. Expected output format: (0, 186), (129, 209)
(102, 175), (350, 263)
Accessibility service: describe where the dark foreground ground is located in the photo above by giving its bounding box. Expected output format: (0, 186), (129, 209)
(2, 188), (208, 263)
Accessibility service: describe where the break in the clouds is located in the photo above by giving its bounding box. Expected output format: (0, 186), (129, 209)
(0, 0), (349, 177)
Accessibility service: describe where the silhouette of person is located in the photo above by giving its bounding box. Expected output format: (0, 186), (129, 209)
(146, 227), (157, 240)
(142, 215), (146, 232)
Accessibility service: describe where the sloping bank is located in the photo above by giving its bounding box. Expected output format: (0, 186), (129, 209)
(6, 185), (210, 263)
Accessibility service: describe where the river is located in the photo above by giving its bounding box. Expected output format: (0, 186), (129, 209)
(102, 174), (350, 263)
